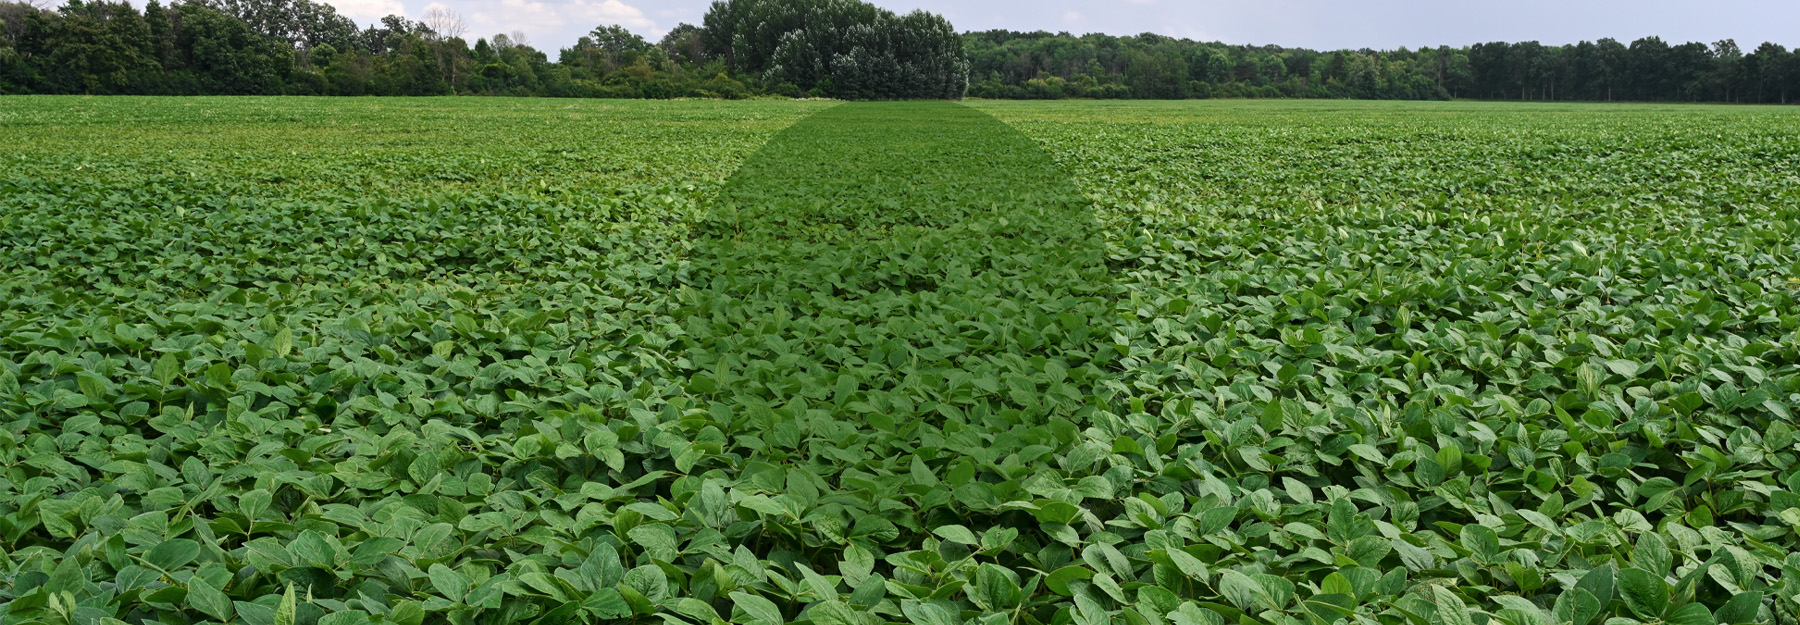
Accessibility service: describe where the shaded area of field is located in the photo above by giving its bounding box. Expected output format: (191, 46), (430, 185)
(666, 102), (1118, 617)
(686, 100), (1112, 421)
(655, 100), (1130, 619)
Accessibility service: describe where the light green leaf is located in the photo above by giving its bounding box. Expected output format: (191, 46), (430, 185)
(1431, 586), (1474, 625)
(932, 524), (979, 545)
(188, 576), (234, 622)
(428, 564), (470, 602)
(274, 584), (298, 625)
(730, 592), (783, 625)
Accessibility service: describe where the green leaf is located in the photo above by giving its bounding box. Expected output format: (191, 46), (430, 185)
(1346, 535), (1391, 568)
(239, 489), (272, 521)
(808, 600), (860, 625)
(1619, 567), (1669, 621)
(581, 543), (624, 589)
(528, 602), (581, 625)
(581, 589), (629, 619)
(841, 543), (874, 586)
(1431, 586), (1474, 625)
(1664, 602), (1712, 625)
(39, 509), (74, 539)
(388, 601), (424, 625)
(730, 592), (783, 625)
(1460, 524), (1500, 562)
(1217, 570), (1263, 612)
(274, 584), (298, 625)
(153, 354), (180, 386)
(626, 524), (679, 560)
(428, 563), (470, 602)
(1196, 506), (1237, 534)
(1393, 537), (1435, 571)
(1112, 435), (1144, 455)
(979, 526), (1019, 552)
(621, 565), (669, 603)
(289, 530), (336, 569)
(1166, 549), (1209, 580)
(932, 524), (979, 545)
(188, 576), (234, 621)
(623, 502), (679, 521)
(1606, 359), (1642, 376)
(1553, 587), (1600, 625)
(1237, 447), (1272, 472)
(273, 327), (293, 357)
(1168, 603), (1225, 625)
(1633, 533), (1672, 577)
(901, 600), (959, 625)
(1636, 477), (1682, 509)
(1348, 444), (1386, 464)
(1304, 594), (1356, 623)
(797, 563), (838, 602)
(1047, 565), (1096, 596)
(674, 598), (719, 622)
(1714, 591), (1761, 624)
(146, 539), (201, 571)
(1575, 564), (1615, 607)
(1281, 478), (1314, 505)
(1327, 498), (1363, 544)
(321, 611), (372, 625)
(1437, 446), (1464, 475)
(972, 563), (1022, 611)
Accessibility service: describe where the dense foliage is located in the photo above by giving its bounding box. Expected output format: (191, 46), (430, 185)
(0, 0), (964, 99)
(3, 0), (1798, 102)
(3, 96), (1800, 624)
(964, 31), (1800, 102)
(699, 0), (967, 99)
(0, 0), (765, 97)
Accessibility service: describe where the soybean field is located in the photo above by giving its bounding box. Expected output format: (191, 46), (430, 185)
(1, 96), (1798, 625)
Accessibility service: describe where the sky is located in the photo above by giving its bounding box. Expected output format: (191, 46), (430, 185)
(318, 0), (1800, 54)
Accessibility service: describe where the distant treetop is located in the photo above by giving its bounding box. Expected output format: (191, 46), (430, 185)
(702, 0), (968, 100)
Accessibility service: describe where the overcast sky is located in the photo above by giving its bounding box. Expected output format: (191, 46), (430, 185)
(319, 0), (1800, 54)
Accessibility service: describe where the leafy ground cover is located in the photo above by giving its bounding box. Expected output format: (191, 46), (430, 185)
(1, 96), (1798, 625)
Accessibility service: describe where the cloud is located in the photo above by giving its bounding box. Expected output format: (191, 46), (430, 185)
(318, 0), (658, 48)
(1062, 10), (1084, 25)
(328, 0), (407, 24)
(464, 0), (652, 45)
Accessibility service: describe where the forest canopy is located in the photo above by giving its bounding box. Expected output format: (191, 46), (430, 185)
(0, 0), (1795, 103)
(702, 0), (967, 99)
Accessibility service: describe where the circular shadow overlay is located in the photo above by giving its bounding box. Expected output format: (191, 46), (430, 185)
(682, 101), (1116, 432)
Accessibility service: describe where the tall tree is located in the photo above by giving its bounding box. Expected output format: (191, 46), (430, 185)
(1712, 39), (1742, 101)
(199, 0), (354, 52)
(1745, 42), (1789, 103)
(420, 6), (464, 42)
(703, 0), (966, 99)
(658, 23), (706, 66)
(174, 1), (289, 94)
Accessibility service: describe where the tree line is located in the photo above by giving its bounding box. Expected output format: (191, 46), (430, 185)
(0, 0), (967, 98)
(0, 0), (726, 97)
(966, 31), (1800, 103)
(703, 0), (966, 99)
(1, 0), (1795, 102)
